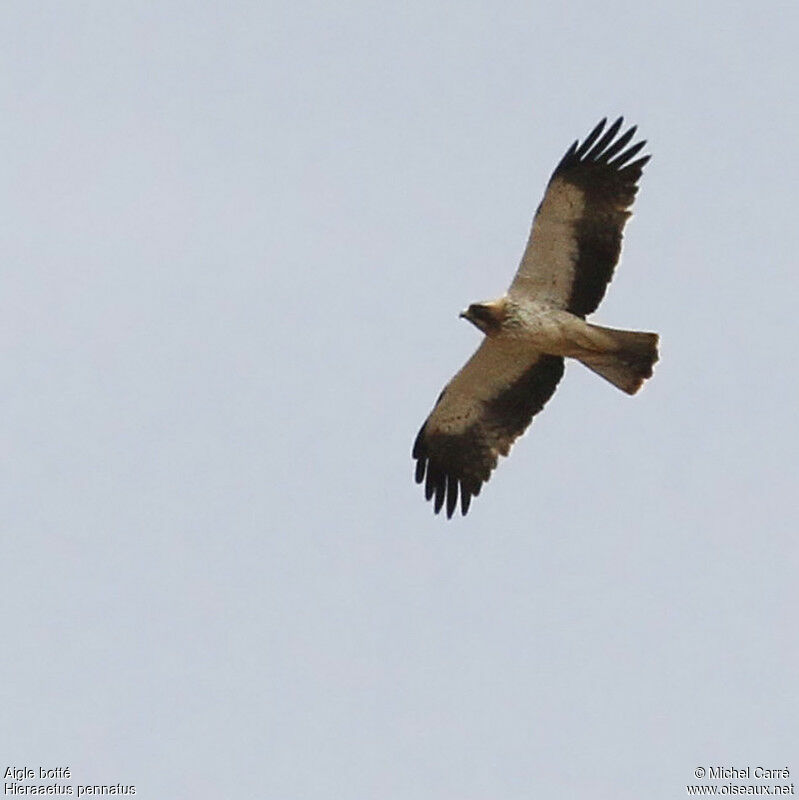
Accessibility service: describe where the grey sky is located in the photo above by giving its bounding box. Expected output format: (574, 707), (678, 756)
(1, 1), (797, 797)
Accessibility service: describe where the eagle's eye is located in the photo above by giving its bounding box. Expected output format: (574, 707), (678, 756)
(461, 303), (501, 334)
(469, 304), (492, 322)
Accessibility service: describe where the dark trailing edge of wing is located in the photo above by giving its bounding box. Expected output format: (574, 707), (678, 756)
(551, 117), (650, 318)
(412, 355), (565, 518)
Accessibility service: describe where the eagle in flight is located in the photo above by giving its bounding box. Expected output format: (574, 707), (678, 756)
(413, 117), (659, 518)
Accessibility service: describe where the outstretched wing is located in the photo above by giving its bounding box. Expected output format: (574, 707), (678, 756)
(509, 117), (650, 317)
(412, 339), (564, 518)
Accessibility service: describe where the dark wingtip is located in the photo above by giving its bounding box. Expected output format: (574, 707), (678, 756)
(621, 154), (651, 176)
(574, 118), (607, 158)
(599, 125), (636, 162)
(445, 475), (458, 519)
(412, 424), (426, 458)
(610, 139), (647, 167)
(586, 117), (623, 160)
(433, 479), (446, 515)
(424, 466), (436, 501)
(460, 488), (471, 516)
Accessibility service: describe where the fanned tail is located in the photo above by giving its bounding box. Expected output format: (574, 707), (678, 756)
(578, 327), (659, 394)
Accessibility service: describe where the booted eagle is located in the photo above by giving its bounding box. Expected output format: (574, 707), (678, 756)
(413, 117), (659, 518)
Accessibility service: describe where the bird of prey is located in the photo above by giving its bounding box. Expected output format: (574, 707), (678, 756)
(412, 117), (659, 518)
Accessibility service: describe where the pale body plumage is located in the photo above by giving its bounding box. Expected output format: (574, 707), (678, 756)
(491, 300), (614, 355)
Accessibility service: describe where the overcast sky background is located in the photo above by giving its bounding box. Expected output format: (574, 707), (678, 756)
(1, 2), (797, 798)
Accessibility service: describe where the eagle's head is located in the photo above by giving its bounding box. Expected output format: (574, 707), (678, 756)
(460, 299), (506, 335)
